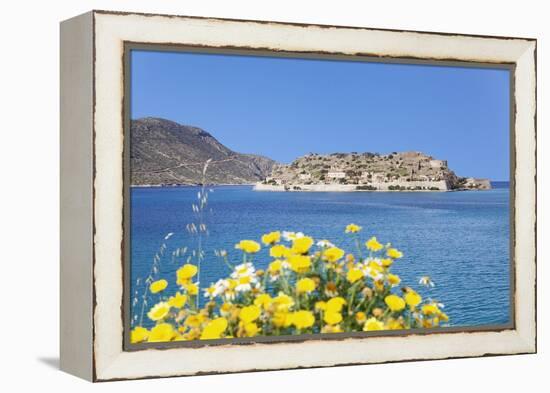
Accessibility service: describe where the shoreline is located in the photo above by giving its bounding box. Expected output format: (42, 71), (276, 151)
(130, 183), (255, 188)
(253, 183), (495, 192)
(254, 183), (450, 193)
(131, 182), (501, 191)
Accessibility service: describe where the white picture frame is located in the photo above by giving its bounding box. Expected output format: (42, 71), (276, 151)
(60, 10), (536, 382)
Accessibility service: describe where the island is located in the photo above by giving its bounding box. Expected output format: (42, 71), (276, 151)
(254, 151), (491, 192)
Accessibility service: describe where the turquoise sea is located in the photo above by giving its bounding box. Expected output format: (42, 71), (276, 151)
(130, 183), (510, 328)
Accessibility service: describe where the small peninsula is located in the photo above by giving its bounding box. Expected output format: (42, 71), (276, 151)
(254, 151), (491, 192)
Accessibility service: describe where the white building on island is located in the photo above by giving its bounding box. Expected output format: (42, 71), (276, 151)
(429, 159), (447, 169)
(327, 171), (346, 179)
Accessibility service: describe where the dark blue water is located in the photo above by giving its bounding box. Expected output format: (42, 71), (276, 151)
(130, 183), (510, 327)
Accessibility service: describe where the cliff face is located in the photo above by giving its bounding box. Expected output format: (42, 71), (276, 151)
(130, 118), (276, 185)
(262, 151), (490, 191)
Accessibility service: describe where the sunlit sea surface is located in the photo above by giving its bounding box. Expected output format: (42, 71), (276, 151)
(130, 182), (510, 328)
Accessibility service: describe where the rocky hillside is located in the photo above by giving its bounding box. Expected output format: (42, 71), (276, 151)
(130, 118), (276, 186)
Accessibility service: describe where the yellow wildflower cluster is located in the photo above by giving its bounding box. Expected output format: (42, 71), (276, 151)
(131, 226), (449, 343)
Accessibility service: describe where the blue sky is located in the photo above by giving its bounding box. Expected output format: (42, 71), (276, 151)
(131, 50), (510, 180)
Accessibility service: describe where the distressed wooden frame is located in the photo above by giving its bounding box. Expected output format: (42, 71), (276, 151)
(60, 10), (537, 382)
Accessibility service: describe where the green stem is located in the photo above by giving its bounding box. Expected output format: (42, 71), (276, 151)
(347, 282), (360, 314)
(354, 235), (364, 260)
(222, 254), (234, 271)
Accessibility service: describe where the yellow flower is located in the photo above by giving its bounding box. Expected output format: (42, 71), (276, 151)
(261, 231), (281, 245)
(322, 324), (343, 333)
(238, 275), (251, 285)
(205, 285), (217, 298)
(345, 223), (362, 233)
(363, 317), (385, 331)
(200, 317), (228, 340)
(292, 310), (315, 329)
(326, 297), (347, 313)
(421, 303), (440, 315)
(366, 236), (384, 251)
(268, 260), (283, 275)
(323, 247), (345, 263)
(149, 279), (168, 294)
(296, 277), (316, 294)
(130, 326), (149, 343)
(404, 290), (422, 309)
(387, 274), (401, 287)
(148, 323), (176, 342)
(273, 293), (295, 311)
(184, 313), (205, 327)
(176, 264), (198, 285)
(324, 311), (343, 325)
(368, 261), (384, 273)
(183, 282), (199, 296)
(243, 322), (260, 336)
(355, 312), (367, 324)
(254, 293), (273, 309)
(315, 301), (327, 311)
(387, 248), (403, 259)
(235, 240), (261, 253)
(288, 254), (312, 273)
(387, 318), (404, 330)
(227, 279), (238, 290)
(422, 319), (435, 328)
(131, 229), (448, 339)
(346, 268), (364, 283)
(272, 311), (292, 328)
(239, 305), (261, 324)
(324, 282), (338, 297)
(167, 292), (187, 308)
(270, 245), (291, 258)
(220, 302), (234, 316)
(385, 294), (406, 312)
(374, 280), (385, 292)
(291, 236), (314, 254)
(147, 302), (170, 321)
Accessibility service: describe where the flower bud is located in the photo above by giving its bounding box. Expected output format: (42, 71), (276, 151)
(362, 287), (373, 299)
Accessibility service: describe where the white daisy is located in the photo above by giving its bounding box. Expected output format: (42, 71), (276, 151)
(316, 239), (334, 248)
(234, 273), (259, 293)
(419, 276), (435, 287)
(282, 231), (304, 241)
(364, 268), (383, 281)
(365, 257), (383, 266)
(231, 262), (255, 279)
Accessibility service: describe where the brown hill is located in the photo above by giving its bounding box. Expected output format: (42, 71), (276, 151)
(130, 118), (276, 185)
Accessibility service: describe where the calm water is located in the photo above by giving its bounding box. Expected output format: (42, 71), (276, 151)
(130, 183), (510, 328)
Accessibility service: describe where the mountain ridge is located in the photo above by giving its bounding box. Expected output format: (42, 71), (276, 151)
(130, 117), (277, 186)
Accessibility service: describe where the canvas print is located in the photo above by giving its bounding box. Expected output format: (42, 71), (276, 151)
(127, 50), (511, 345)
